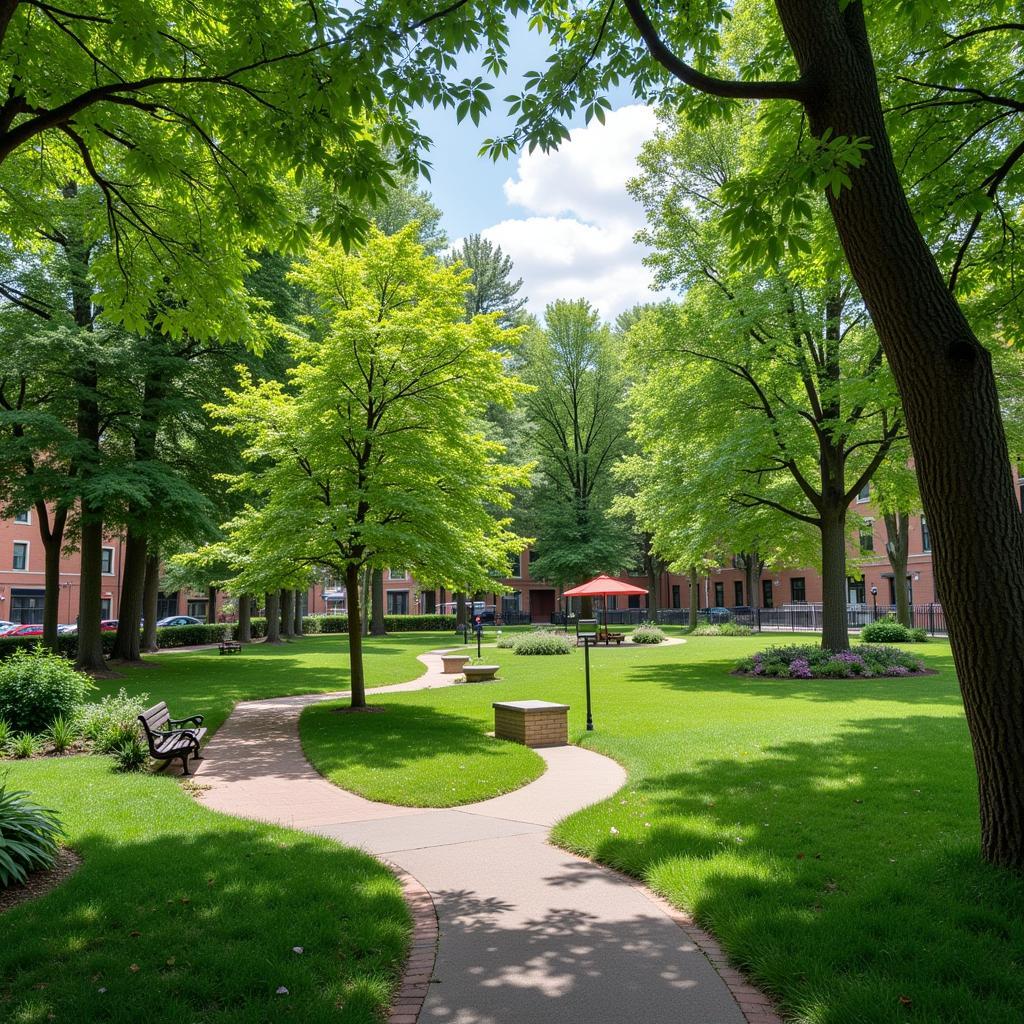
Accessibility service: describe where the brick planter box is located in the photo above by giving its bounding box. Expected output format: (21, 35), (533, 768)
(493, 700), (569, 748)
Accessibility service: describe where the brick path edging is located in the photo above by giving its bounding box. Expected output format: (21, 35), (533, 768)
(386, 863), (440, 1024)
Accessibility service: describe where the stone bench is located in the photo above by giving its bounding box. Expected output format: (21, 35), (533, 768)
(493, 700), (569, 748)
(463, 664), (499, 682)
(441, 654), (471, 674)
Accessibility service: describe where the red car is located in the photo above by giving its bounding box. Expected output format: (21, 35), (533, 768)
(101, 619), (119, 633)
(2, 623), (44, 637)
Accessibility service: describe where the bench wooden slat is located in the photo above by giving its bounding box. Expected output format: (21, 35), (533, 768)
(138, 702), (205, 775)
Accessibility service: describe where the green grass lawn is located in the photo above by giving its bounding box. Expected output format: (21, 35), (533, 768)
(294, 632), (1024, 1024)
(0, 757), (409, 1024)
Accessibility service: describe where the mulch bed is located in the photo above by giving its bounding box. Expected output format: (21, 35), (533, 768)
(0, 848), (82, 914)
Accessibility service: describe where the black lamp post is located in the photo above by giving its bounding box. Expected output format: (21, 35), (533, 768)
(582, 633), (595, 731)
(870, 585), (878, 619)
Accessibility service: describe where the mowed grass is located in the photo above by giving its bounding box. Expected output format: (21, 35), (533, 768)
(94, 632), (445, 734)
(294, 632), (1024, 1024)
(0, 757), (409, 1024)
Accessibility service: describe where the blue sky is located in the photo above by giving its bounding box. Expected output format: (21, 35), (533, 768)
(412, 20), (661, 318)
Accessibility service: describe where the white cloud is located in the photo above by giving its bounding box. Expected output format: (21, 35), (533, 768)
(476, 104), (662, 320)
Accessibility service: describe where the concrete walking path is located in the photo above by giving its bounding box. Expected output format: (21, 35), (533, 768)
(193, 649), (770, 1024)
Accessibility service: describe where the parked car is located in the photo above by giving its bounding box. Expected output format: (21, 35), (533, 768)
(57, 624), (77, 634)
(0, 621), (15, 635)
(706, 607), (733, 624)
(1, 623), (44, 637)
(156, 615), (203, 627)
(100, 619), (119, 632)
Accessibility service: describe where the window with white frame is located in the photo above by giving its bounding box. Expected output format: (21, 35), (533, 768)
(101, 547), (114, 574)
(12, 541), (28, 571)
(859, 520), (875, 553)
(13, 510), (30, 524)
(388, 568), (407, 581)
(856, 482), (870, 502)
(921, 516), (931, 552)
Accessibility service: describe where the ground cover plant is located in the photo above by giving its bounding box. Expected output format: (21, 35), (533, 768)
(293, 630), (1021, 1024)
(736, 643), (926, 679)
(691, 623), (753, 637)
(0, 757), (408, 1023)
(0, 776), (63, 886)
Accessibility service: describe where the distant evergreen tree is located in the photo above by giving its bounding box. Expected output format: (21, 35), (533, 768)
(446, 234), (528, 327)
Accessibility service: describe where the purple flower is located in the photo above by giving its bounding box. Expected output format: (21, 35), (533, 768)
(835, 650), (865, 664)
(885, 665), (910, 676)
(789, 657), (812, 679)
(753, 663), (764, 675)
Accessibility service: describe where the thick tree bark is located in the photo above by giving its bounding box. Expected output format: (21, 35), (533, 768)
(883, 512), (911, 626)
(237, 593), (252, 644)
(360, 568), (371, 636)
(775, 0), (1024, 865)
(37, 503), (68, 650)
(820, 511), (850, 651)
(293, 589), (303, 635)
(281, 588), (295, 639)
(206, 585), (217, 625)
(110, 529), (146, 661)
(370, 568), (387, 635)
(346, 563), (367, 708)
(688, 565), (699, 630)
(142, 553), (160, 652)
(455, 591), (467, 629)
(264, 591), (282, 643)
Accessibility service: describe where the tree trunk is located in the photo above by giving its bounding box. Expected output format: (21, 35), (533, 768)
(370, 568), (387, 635)
(206, 586), (217, 625)
(264, 591), (282, 643)
(281, 588), (295, 639)
(688, 565), (699, 629)
(455, 591), (467, 629)
(111, 529), (147, 661)
(237, 593), (252, 644)
(346, 563), (367, 708)
(37, 503), (68, 651)
(360, 568), (371, 636)
(293, 589), (303, 635)
(883, 512), (911, 626)
(647, 562), (660, 617)
(142, 553), (160, 652)
(778, 0), (1024, 865)
(819, 511), (850, 652)
(580, 595), (593, 619)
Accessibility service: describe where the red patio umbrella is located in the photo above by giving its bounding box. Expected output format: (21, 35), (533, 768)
(562, 574), (648, 626)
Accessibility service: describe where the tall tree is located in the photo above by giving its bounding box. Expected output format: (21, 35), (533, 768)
(209, 226), (527, 706)
(521, 300), (633, 597)
(446, 234), (528, 327)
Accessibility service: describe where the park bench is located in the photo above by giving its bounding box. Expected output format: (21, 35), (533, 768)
(463, 664), (500, 682)
(137, 702), (207, 776)
(219, 640), (242, 655)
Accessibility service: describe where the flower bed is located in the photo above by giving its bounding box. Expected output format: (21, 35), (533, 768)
(735, 643), (927, 679)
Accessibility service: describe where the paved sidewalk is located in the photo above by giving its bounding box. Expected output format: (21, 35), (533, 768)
(194, 650), (753, 1024)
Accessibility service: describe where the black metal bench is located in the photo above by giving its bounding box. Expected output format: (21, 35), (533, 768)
(137, 702), (207, 775)
(219, 640), (242, 655)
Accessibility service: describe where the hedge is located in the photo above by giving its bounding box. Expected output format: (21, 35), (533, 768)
(301, 614), (457, 633)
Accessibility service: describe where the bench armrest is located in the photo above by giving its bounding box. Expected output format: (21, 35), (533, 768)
(169, 714), (204, 727)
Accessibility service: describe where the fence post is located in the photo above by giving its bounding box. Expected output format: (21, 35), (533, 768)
(929, 603), (935, 636)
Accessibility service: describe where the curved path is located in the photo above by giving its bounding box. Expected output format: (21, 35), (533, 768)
(194, 649), (774, 1024)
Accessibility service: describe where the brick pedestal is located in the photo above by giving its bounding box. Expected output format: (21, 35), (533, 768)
(493, 700), (569, 748)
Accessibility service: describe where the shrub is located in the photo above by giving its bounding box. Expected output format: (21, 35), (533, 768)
(691, 623), (753, 637)
(736, 642), (925, 679)
(631, 623), (667, 644)
(111, 736), (149, 773)
(9, 733), (41, 758)
(512, 631), (573, 656)
(0, 718), (10, 750)
(860, 616), (913, 643)
(75, 689), (150, 753)
(0, 776), (63, 887)
(0, 646), (95, 732)
(47, 715), (77, 753)
(909, 627), (929, 643)
(496, 633), (516, 649)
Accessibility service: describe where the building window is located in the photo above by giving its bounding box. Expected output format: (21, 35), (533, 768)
(528, 548), (539, 563)
(848, 577), (865, 604)
(101, 547), (114, 574)
(10, 589), (44, 624)
(501, 592), (521, 618)
(421, 590), (436, 614)
(157, 592), (180, 619)
(921, 516), (931, 552)
(856, 482), (870, 503)
(388, 568), (407, 581)
(733, 581), (743, 606)
(387, 590), (409, 615)
(859, 520), (874, 553)
(187, 599), (208, 619)
(606, 595), (617, 611)
(762, 579), (774, 609)
(714, 581), (724, 606)
(790, 577), (806, 603)
(12, 541), (28, 571)
(99, 598), (112, 619)
(13, 510), (30, 524)
(508, 552), (521, 578)
(628, 595), (641, 609)
(671, 584), (681, 609)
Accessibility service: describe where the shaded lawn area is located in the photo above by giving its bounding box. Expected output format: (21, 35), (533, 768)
(0, 757), (409, 1024)
(96, 632), (445, 735)
(295, 632), (1024, 1024)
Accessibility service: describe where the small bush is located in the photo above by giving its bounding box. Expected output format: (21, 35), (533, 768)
(0, 646), (95, 733)
(512, 631), (573, 656)
(496, 633), (516, 649)
(9, 733), (41, 759)
(0, 776), (63, 886)
(75, 689), (150, 753)
(47, 715), (77, 753)
(860, 616), (913, 643)
(909, 627), (929, 643)
(631, 623), (667, 644)
(111, 736), (149, 773)
(736, 642), (925, 679)
(691, 623), (753, 637)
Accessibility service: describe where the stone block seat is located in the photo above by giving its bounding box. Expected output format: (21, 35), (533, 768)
(441, 654), (472, 674)
(493, 700), (569, 748)
(463, 664), (500, 682)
